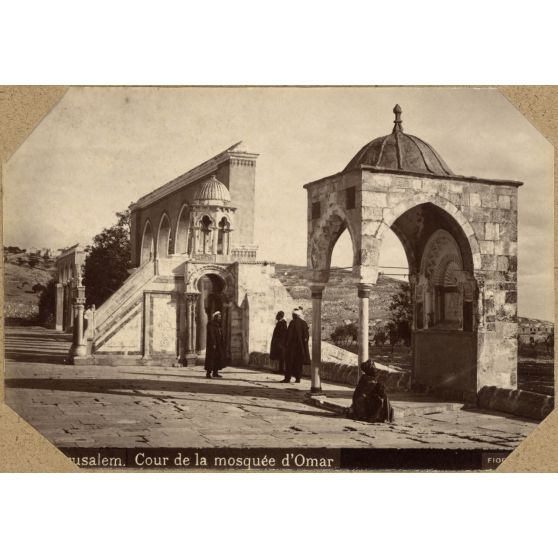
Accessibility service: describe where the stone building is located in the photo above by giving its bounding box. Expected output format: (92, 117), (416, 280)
(54, 244), (86, 332)
(518, 317), (553, 345)
(75, 142), (291, 366)
(305, 106), (522, 400)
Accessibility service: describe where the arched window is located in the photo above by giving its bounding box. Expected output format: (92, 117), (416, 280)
(157, 214), (171, 258)
(141, 221), (154, 264)
(175, 205), (189, 254)
(217, 217), (231, 255)
(420, 229), (472, 330)
(200, 215), (212, 254)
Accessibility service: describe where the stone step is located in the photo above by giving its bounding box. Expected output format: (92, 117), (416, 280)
(308, 394), (463, 419)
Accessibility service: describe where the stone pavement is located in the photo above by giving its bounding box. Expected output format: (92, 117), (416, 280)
(3, 326), (537, 449)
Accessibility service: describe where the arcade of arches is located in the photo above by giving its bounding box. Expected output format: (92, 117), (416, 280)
(305, 106), (522, 400)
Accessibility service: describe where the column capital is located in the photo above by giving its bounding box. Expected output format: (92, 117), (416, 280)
(357, 283), (372, 298)
(310, 283), (326, 298)
(184, 291), (200, 302)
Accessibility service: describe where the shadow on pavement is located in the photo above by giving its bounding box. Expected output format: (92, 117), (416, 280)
(4, 351), (69, 364)
(5, 376), (339, 410)
(5, 376), (339, 419)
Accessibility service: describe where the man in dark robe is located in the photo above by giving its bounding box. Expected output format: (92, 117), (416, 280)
(351, 359), (394, 422)
(204, 311), (226, 379)
(282, 308), (310, 383)
(270, 311), (288, 374)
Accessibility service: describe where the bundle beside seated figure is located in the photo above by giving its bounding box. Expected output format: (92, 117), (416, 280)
(350, 359), (394, 423)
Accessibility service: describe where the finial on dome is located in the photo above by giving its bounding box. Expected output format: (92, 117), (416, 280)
(393, 104), (403, 133)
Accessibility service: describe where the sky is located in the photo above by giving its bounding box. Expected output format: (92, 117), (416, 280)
(3, 87), (554, 320)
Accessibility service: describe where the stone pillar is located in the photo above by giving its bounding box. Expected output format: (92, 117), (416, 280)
(212, 225), (218, 254)
(310, 285), (324, 393)
(184, 293), (199, 366)
(64, 283), (74, 332)
(70, 286), (87, 358)
(67, 282), (75, 331)
(196, 289), (208, 352)
(223, 301), (233, 363)
(55, 283), (64, 331)
(225, 229), (231, 255)
(357, 284), (371, 377)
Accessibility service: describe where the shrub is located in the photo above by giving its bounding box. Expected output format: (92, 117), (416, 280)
(331, 322), (358, 350)
(38, 279), (56, 327)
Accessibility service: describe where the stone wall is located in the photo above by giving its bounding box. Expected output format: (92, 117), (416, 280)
(236, 262), (293, 364)
(414, 330), (477, 396)
(249, 341), (412, 392)
(477, 386), (554, 421)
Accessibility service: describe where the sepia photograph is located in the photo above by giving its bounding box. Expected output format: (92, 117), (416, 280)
(2, 86), (555, 470)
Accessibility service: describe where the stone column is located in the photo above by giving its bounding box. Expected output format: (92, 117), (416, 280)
(68, 282), (75, 331)
(184, 293), (199, 366)
(212, 225), (218, 255)
(222, 301), (233, 363)
(55, 283), (64, 331)
(310, 284), (325, 393)
(70, 286), (87, 359)
(357, 284), (371, 378)
(196, 288), (208, 352)
(225, 229), (231, 255)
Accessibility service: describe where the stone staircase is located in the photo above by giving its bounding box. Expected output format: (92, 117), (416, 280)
(86, 260), (156, 354)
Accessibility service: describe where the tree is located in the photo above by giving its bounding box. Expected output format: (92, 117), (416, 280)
(38, 279), (56, 326)
(83, 209), (131, 308)
(32, 283), (45, 294)
(387, 282), (412, 349)
(372, 327), (387, 346)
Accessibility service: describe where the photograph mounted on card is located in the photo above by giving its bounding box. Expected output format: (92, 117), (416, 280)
(1, 86), (555, 471)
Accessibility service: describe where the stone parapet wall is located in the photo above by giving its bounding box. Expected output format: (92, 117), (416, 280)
(477, 385), (554, 421)
(248, 351), (411, 392)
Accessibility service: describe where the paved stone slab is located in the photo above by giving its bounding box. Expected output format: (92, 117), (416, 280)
(3, 326), (538, 450)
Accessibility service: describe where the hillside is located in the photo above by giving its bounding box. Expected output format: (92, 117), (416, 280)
(275, 263), (406, 340)
(3, 252), (56, 321)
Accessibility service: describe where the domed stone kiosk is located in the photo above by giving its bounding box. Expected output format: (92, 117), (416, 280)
(305, 106), (522, 400)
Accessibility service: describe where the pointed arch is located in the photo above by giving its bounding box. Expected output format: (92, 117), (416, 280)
(140, 220), (154, 264)
(199, 214), (213, 254)
(309, 210), (359, 283)
(156, 213), (172, 258)
(175, 204), (190, 254)
(378, 194), (481, 271)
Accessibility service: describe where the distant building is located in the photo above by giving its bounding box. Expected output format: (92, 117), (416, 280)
(518, 317), (553, 344)
(54, 244), (86, 332)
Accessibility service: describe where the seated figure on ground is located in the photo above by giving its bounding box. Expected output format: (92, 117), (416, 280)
(350, 359), (394, 423)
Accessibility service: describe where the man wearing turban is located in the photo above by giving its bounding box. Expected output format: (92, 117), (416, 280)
(204, 310), (226, 379)
(281, 307), (310, 383)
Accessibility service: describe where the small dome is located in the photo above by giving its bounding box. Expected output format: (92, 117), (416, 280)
(344, 105), (454, 176)
(194, 175), (231, 205)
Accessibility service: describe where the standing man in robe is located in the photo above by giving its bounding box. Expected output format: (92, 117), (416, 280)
(270, 310), (288, 374)
(205, 311), (226, 379)
(282, 308), (310, 383)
